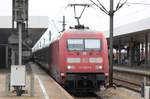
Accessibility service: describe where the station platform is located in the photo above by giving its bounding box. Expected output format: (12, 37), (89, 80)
(113, 65), (150, 76)
(98, 87), (141, 99)
(0, 63), (73, 99)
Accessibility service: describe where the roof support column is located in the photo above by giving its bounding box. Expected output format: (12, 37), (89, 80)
(141, 42), (144, 58)
(118, 40), (121, 65)
(128, 45), (132, 66)
(145, 34), (148, 68)
(137, 42), (141, 63)
(5, 45), (8, 68)
(149, 45), (150, 66)
(128, 38), (133, 66)
(115, 49), (118, 64)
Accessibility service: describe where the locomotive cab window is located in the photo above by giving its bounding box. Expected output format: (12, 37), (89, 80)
(85, 39), (101, 50)
(67, 39), (101, 51)
(67, 39), (84, 51)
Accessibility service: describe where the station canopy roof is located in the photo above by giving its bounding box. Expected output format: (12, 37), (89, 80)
(0, 16), (48, 47)
(104, 17), (150, 48)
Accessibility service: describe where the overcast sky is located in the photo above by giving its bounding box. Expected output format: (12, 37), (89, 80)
(0, 0), (150, 50)
(0, 0), (150, 31)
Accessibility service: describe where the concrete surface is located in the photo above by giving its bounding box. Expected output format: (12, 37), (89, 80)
(0, 63), (74, 99)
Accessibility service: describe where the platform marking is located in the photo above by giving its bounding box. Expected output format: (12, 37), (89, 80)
(35, 75), (50, 99)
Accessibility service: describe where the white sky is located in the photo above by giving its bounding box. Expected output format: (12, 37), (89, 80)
(0, 0), (150, 50)
(1, 0), (150, 31)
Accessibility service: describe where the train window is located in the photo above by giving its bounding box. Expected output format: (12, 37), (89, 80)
(67, 39), (84, 51)
(85, 39), (101, 50)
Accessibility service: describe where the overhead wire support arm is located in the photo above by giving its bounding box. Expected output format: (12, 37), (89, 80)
(115, 0), (122, 11)
(69, 4), (91, 7)
(89, 0), (109, 15)
(115, 0), (127, 12)
(79, 5), (87, 19)
(75, 5), (86, 25)
(96, 0), (109, 14)
(89, 0), (128, 15)
(73, 6), (76, 18)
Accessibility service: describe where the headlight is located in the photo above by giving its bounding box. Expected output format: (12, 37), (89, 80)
(67, 65), (72, 70)
(67, 65), (75, 70)
(60, 73), (65, 76)
(96, 65), (103, 70)
(66, 58), (81, 63)
(105, 73), (108, 76)
(89, 58), (103, 63)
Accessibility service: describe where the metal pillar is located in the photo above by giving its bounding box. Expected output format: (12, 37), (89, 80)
(118, 41), (121, 64)
(109, 0), (114, 87)
(128, 46), (131, 66)
(5, 46), (8, 68)
(90, 0), (127, 87)
(116, 49), (118, 64)
(141, 42), (144, 63)
(128, 41), (133, 66)
(127, 46), (129, 61)
(18, 23), (22, 65)
(9, 0), (31, 96)
(61, 16), (66, 32)
(145, 34), (148, 67)
(141, 42), (144, 56)
(132, 42), (136, 64)
(135, 42), (140, 63)
(12, 0), (29, 65)
(149, 45), (150, 66)
(89, 0), (128, 88)
(11, 50), (15, 65)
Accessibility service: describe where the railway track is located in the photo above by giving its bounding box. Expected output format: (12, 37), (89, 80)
(113, 78), (141, 92)
(113, 66), (150, 92)
(73, 92), (103, 99)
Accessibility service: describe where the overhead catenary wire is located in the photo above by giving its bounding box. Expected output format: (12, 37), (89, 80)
(126, 2), (150, 6)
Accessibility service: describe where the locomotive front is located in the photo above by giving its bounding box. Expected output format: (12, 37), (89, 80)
(59, 31), (109, 92)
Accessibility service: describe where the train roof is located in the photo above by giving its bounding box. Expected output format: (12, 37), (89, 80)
(56, 29), (105, 40)
(63, 29), (103, 34)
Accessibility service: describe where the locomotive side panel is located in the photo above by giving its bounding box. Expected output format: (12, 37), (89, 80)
(59, 38), (67, 84)
(49, 40), (61, 83)
(102, 37), (109, 75)
(34, 47), (50, 70)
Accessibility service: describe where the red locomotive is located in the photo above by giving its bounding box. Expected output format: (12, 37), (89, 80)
(33, 4), (109, 92)
(33, 29), (109, 92)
